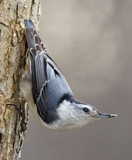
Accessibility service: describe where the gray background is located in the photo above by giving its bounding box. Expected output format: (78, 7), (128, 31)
(21, 0), (132, 160)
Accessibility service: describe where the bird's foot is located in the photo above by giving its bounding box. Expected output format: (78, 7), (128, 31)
(6, 103), (27, 132)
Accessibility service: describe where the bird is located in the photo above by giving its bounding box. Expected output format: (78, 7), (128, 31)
(21, 19), (117, 131)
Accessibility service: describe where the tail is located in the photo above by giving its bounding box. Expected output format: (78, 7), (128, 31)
(24, 19), (36, 33)
(24, 19), (47, 55)
(24, 19), (48, 91)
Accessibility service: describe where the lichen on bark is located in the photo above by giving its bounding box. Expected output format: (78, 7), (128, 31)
(0, 0), (41, 159)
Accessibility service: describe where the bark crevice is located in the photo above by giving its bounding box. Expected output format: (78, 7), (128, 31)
(0, 22), (9, 27)
(0, 0), (41, 159)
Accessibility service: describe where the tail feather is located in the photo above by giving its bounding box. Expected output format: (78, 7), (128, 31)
(25, 27), (35, 50)
(24, 19), (36, 32)
(24, 19), (48, 91)
(24, 19), (47, 54)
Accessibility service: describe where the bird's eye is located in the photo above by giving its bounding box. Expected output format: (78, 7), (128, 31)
(83, 107), (90, 113)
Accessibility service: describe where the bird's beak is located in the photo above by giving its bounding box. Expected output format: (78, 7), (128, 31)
(96, 112), (117, 118)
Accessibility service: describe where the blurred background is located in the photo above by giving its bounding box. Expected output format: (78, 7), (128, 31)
(21, 0), (132, 160)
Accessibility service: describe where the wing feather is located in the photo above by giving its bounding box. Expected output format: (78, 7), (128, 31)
(24, 19), (73, 123)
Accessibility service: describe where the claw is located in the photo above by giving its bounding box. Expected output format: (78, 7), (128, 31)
(6, 103), (22, 114)
(6, 104), (27, 132)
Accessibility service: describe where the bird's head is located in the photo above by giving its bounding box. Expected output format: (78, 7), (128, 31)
(56, 98), (117, 130)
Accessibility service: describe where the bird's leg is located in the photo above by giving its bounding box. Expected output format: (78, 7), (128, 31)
(6, 103), (21, 114)
(6, 103), (27, 132)
(20, 103), (27, 132)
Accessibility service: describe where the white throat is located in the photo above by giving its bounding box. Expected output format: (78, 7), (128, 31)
(46, 100), (98, 131)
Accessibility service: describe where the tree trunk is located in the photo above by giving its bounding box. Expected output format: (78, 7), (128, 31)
(0, 0), (41, 159)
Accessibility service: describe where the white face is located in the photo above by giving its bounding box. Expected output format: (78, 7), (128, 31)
(47, 100), (100, 131)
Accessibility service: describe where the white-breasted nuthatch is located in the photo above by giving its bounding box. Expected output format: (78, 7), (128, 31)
(21, 19), (117, 131)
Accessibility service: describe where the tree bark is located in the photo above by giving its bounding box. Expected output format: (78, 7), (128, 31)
(0, 0), (41, 159)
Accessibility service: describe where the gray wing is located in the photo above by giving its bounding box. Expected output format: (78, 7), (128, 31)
(24, 20), (73, 121)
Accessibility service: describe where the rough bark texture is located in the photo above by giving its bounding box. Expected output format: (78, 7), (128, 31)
(0, 0), (41, 159)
